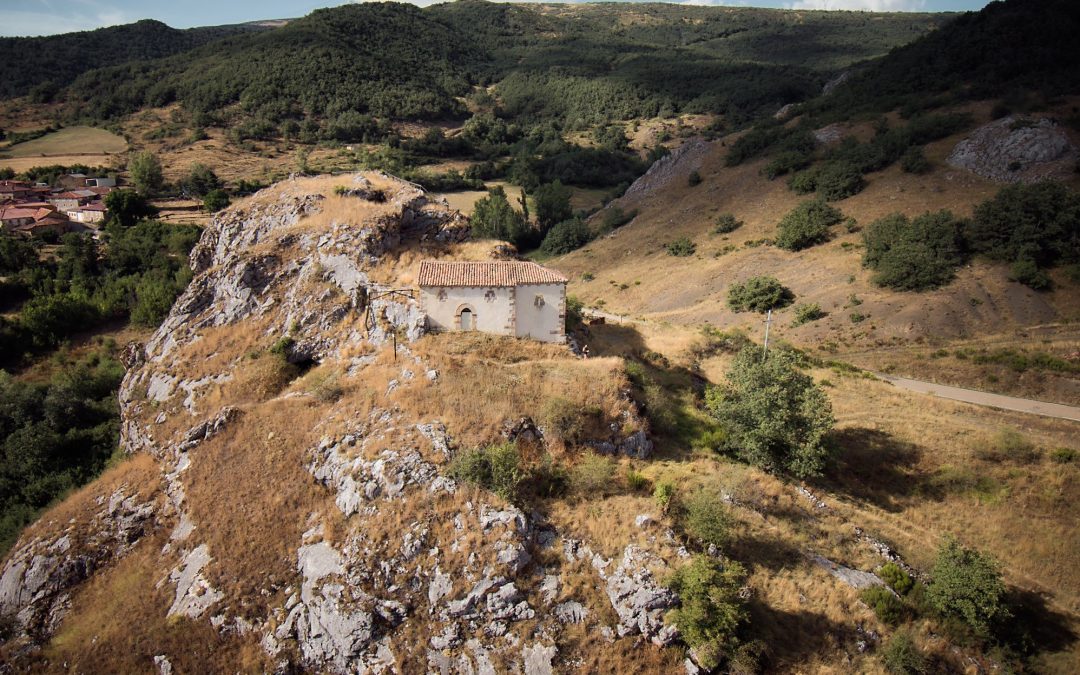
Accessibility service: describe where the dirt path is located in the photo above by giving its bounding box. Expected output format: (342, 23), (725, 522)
(876, 373), (1080, 422)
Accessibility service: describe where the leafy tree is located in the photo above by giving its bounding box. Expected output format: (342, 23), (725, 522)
(0, 235), (37, 274)
(540, 217), (591, 255)
(533, 181), (573, 231)
(727, 276), (793, 313)
(128, 150), (163, 195)
(180, 163), (221, 197)
(881, 630), (929, 675)
(104, 189), (158, 227)
(966, 182), (1080, 287)
(203, 188), (230, 213)
(666, 237), (696, 257)
(679, 487), (732, 548)
(900, 146), (931, 174)
(927, 537), (1009, 638)
(447, 442), (524, 503)
(705, 347), (834, 477)
(775, 200), (843, 251)
(712, 214), (743, 234)
(666, 555), (748, 671)
(19, 294), (101, 349)
(862, 211), (965, 291)
(471, 186), (527, 246)
(814, 160), (865, 200)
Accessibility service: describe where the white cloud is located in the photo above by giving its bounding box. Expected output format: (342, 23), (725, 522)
(2, 1), (133, 37)
(785, 0), (928, 10)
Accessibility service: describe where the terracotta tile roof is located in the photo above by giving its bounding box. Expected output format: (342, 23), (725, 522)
(417, 260), (568, 287)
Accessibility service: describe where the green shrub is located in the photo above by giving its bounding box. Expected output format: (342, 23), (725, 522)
(624, 468), (649, 492)
(569, 452), (617, 497)
(792, 303), (825, 326)
(654, 479), (676, 512)
(1008, 258), (1052, 290)
(203, 188), (230, 213)
(815, 160), (866, 200)
(540, 217), (591, 255)
(1051, 447), (1077, 464)
(704, 347), (834, 478)
(692, 428), (728, 453)
(976, 427), (1040, 463)
(665, 555), (748, 671)
(712, 213), (743, 234)
(448, 442), (524, 503)
(967, 182), (1080, 282)
(900, 146), (931, 174)
(881, 630), (929, 675)
(727, 276), (793, 313)
(540, 396), (587, 446)
(787, 168), (819, 195)
(860, 585), (906, 625)
(862, 211), (965, 291)
(679, 487), (732, 548)
(533, 180), (573, 230)
(600, 207), (637, 231)
(775, 200), (843, 251)
(666, 237), (696, 257)
(687, 170), (702, 186)
(880, 563), (914, 595)
(927, 537), (1009, 638)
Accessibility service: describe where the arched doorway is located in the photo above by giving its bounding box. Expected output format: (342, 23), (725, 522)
(459, 308), (474, 330)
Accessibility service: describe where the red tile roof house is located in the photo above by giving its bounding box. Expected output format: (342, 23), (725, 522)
(417, 260), (568, 344)
(0, 181), (34, 202)
(48, 190), (98, 211)
(66, 201), (108, 224)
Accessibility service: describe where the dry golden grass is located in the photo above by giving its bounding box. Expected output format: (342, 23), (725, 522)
(36, 534), (269, 674)
(2, 126), (127, 158)
(404, 333), (638, 451)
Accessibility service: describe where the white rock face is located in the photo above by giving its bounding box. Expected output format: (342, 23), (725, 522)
(947, 115), (1077, 183)
(168, 544), (224, 618)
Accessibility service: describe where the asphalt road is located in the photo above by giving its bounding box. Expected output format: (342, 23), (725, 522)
(876, 373), (1080, 422)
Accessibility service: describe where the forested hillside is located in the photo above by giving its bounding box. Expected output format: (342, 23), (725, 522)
(0, 20), (267, 101)
(5, 2), (944, 131)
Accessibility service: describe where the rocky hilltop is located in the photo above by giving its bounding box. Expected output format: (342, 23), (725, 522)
(0, 173), (691, 673)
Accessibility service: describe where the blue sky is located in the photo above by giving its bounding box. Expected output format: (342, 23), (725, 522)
(1, 0), (994, 37)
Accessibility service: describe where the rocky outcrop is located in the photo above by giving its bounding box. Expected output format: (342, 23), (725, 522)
(621, 138), (711, 201)
(947, 115), (1078, 183)
(0, 486), (157, 641)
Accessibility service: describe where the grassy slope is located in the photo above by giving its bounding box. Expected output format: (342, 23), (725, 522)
(556, 99), (1080, 403)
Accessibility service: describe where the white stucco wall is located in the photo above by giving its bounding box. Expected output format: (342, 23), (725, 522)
(513, 283), (566, 343)
(421, 286), (515, 336)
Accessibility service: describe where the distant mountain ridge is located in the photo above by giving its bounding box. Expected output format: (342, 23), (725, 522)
(0, 20), (269, 100)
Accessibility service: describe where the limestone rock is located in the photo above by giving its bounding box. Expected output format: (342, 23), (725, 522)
(947, 115), (1077, 183)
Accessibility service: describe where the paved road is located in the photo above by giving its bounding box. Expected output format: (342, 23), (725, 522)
(876, 373), (1080, 422)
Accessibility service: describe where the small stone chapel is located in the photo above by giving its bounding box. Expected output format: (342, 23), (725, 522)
(417, 260), (568, 343)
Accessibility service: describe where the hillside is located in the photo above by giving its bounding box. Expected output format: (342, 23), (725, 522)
(3, 2), (944, 130)
(0, 174), (1077, 674)
(0, 20), (268, 100)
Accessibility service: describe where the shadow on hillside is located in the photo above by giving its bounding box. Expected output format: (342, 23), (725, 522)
(1003, 588), (1078, 657)
(581, 321), (713, 458)
(746, 602), (854, 670)
(728, 531), (806, 573)
(814, 427), (922, 513)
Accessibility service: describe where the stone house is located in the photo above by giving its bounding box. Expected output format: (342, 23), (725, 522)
(417, 260), (568, 343)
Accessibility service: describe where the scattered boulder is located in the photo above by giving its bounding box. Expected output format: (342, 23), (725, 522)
(947, 115), (1077, 183)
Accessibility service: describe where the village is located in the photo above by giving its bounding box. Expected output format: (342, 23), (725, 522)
(0, 173), (113, 238)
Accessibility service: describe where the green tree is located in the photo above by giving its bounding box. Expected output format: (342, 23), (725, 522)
(471, 186), (527, 246)
(540, 218), (591, 255)
(726, 276), (792, 313)
(203, 189), (230, 213)
(863, 211), (965, 291)
(680, 487), (732, 548)
(927, 537), (1009, 638)
(128, 150), (163, 196)
(180, 163), (221, 197)
(776, 199), (843, 251)
(666, 555), (748, 671)
(881, 630), (928, 675)
(533, 181), (573, 231)
(0, 234), (38, 274)
(705, 347), (834, 477)
(104, 189), (158, 227)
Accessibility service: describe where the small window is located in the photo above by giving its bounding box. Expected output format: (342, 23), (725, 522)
(484, 289), (496, 302)
(534, 294), (545, 308)
(437, 288), (447, 302)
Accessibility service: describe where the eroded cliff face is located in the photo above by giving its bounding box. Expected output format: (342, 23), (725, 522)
(0, 173), (684, 673)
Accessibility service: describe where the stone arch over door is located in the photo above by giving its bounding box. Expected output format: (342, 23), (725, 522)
(456, 304), (477, 330)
